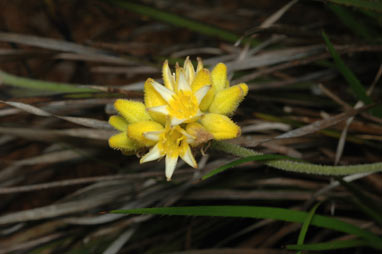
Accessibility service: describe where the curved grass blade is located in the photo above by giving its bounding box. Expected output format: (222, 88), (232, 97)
(202, 154), (299, 180)
(287, 239), (372, 251)
(112, 206), (382, 249)
(296, 202), (322, 254)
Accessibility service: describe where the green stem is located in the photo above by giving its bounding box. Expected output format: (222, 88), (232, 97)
(211, 141), (382, 175)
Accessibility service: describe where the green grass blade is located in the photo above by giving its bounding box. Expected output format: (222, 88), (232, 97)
(322, 32), (371, 104)
(322, 31), (382, 117)
(328, 3), (374, 40)
(326, 0), (382, 12)
(296, 202), (322, 254)
(287, 239), (372, 250)
(202, 154), (299, 180)
(105, 0), (259, 45)
(0, 70), (98, 93)
(112, 206), (382, 249)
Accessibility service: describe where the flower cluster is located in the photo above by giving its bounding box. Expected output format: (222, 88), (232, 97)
(109, 58), (248, 180)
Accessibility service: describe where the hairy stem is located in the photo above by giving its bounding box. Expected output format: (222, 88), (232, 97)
(211, 141), (382, 175)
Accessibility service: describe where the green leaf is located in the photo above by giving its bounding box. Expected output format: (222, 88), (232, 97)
(296, 202), (322, 254)
(112, 206), (382, 249)
(287, 239), (372, 250)
(325, 0), (382, 12)
(202, 154), (299, 180)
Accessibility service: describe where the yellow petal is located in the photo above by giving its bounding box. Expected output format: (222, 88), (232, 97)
(144, 78), (167, 124)
(191, 69), (214, 111)
(200, 85), (215, 111)
(211, 63), (227, 92)
(127, 121), (164, 146)
(200, 113), (241, 140)
(196, 57), (203, 73)
(183, 57), (195, 84)
(109, 132), (139, 151)
(114, 99), (151, 124)
(185, 122), (213, 146)
(109, 115), (128, 131)
(191, 69), (211, 92)
(208, 83), (248, 115)
(162, 60), (175, 90)
(238, 83), (248, 96)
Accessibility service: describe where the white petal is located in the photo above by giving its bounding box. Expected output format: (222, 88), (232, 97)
(152, 80), (175, 102)
(180, 145), (197, 168)
(140, 144), (162, 163)
(163, 61), (175, 90)
(149, 105), (169, 115)
(165, 155), (178, 181)
(143, 131), (161, 141)
(171, 116), (185, 126)
(184, 57), (195, 84)
(177, 71), (191, 92)
(195, 85), (210, 104)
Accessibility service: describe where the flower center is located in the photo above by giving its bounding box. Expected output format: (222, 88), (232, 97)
(168, 90), (199, 121)
(158, 126), (185, 157)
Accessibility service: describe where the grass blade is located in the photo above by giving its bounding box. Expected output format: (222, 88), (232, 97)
(322, 31), (382, 116)
(296, 202), (322, 254)
(327, 3), (375, 40)
(322, 32), (371, 104)
(202, 154), (299, 180)
(112, 206), (382, 249)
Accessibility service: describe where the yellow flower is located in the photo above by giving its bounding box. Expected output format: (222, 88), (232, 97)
(140, 121), (197, 181)
(108, 100), (149, 153)
(145, 58), (211, 126)
(108, 58), (248, 180)
(108, 99), (197, 180)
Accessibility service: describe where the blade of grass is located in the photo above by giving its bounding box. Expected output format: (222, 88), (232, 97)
(322, 31), (370, 104)
(327, 3), (374, 40)
(287, 239), (372, 250)
(322, 31), (382, 117)
(0, 70), (97, 93)
(326, 0), (382, 12)
(111, 206), (382, 249)
(202, 154), (300, 180)
(105, 0), (259, 46)
(296, 202), (322, 254)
